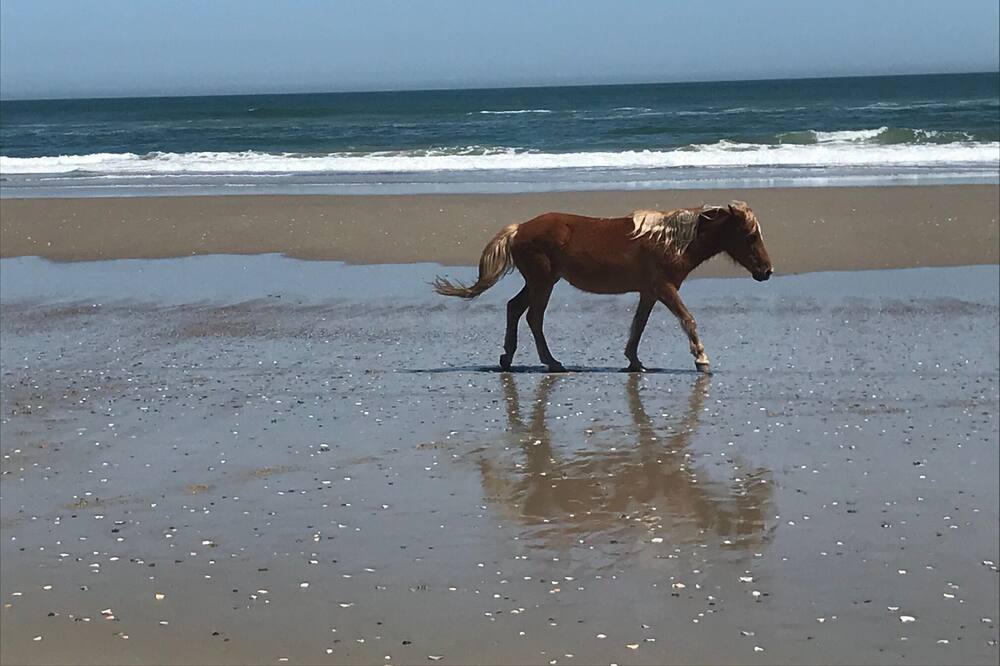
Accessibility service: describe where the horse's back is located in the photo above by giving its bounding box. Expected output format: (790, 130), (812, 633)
(511, 212), (649, 293)
(513, 212), (632, 247)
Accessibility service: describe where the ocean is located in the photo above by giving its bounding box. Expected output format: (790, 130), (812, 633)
(1, 72), (997, 197)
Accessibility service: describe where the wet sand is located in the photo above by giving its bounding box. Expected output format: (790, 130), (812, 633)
(1, 256), (998, 665)
(2, 185), (999, 275)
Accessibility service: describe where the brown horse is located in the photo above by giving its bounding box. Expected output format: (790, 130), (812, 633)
(434, 200), (773, 373)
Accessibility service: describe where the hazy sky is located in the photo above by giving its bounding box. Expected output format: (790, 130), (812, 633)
(2, 0), (998, 99)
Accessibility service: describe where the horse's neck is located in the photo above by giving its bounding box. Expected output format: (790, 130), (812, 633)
(680, 234), (725, 277)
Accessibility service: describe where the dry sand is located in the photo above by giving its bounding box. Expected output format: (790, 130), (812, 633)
(1, 185), (999, 664)
(2, 185), (998, 273)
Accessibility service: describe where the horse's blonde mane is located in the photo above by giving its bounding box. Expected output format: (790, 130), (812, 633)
(631, 206), (723, 254)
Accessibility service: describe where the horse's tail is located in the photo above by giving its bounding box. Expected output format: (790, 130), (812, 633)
(433, 224), (519, 298)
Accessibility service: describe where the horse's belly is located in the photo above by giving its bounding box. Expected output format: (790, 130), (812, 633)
(562, 264), (640, 294)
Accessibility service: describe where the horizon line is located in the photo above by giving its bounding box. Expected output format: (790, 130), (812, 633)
(1, 69), (997, 103)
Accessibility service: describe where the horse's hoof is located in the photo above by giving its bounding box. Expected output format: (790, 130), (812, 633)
(547, 363), (567, 373)
(695, 361), (712, 374)
(622, 364), (647, 373)
(499, 355), (512, 372)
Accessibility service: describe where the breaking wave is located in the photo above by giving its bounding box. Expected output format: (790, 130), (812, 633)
(2, 130), (997, 176)
(476, 109), (554, 115)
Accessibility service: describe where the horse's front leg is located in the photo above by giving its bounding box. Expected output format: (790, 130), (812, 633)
(659, 285), (711, 373)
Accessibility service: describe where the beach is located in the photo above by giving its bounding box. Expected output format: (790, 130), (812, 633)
(2, 185), (999, 271)
(3, 0), (999, 661)
(2, 183), (999, 665)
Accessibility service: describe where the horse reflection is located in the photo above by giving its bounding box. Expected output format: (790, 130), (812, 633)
(477, 373), (771, 551)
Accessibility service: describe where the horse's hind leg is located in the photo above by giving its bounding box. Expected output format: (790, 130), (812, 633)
(624, 292), (655, 372)
(526, 279), (565, 373)
(500, 284), (529, 371)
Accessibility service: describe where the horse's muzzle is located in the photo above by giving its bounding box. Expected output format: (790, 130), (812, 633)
(753, 268), (773, 282)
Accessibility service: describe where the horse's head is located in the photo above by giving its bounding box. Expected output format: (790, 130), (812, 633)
(717, 201), (773, 281)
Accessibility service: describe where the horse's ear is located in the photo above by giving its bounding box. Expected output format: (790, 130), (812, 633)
(728, 200), (749, 217)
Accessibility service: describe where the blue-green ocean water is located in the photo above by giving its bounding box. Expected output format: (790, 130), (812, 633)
(1, 72), (997, 196)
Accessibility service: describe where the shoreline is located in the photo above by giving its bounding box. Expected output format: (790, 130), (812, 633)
(1, 184), (998, 276)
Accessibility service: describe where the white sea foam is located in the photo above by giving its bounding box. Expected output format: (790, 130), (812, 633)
(844, 98), (997, 111)
(672, 106), (809, 116)
(2, 139), (998, 177)
(811, 128), (889, 142)
(778, 127), (979, 145)
(476, 109), (554, 115)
